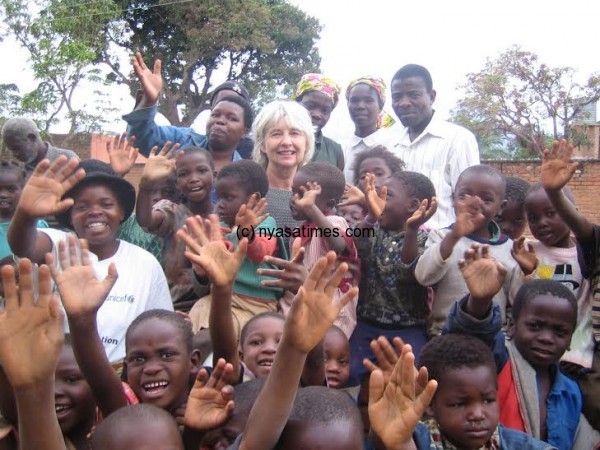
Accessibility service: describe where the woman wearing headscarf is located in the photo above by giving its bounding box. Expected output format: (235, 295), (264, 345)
(293, 74), (344, 171)
(342, 76), (397, 182)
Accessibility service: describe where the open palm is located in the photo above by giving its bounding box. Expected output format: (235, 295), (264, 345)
(459, 244), (507, 300)
(132, 52), (163, 105)
(541, 139), (578, 191)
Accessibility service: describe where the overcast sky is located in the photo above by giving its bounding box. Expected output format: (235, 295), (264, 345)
(1, 0), (598, 138)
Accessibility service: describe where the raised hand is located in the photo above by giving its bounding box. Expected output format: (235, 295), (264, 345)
(176, 214), (247, 288)
(453, 194), (486, 237)
(511, 236), (538, 276)
(140, 141), (180, 187)
(406, 198), (437, 231)
(541, 139), (578, 192)
(363, 336), (430, 393)
(235, 193), (269, 229)
(258, 237), (307, 294)
(131, 52), (163, 106)
(0, 259), (63, 389)
(338, 183), (367, 208)
(47, 236), (118, 320)
(368, 345), (437, 450)
(16, 156), (85, 219)
(184, 358), (235, 431)
(364, 173), (387, 220)
(107, 133), (139, 176)
(284, 252), (359, 353)
(459, 244), (507, 302)
(291, 182), (322, 212)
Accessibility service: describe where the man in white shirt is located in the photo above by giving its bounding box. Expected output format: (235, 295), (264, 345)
(390, 65), (480, 229)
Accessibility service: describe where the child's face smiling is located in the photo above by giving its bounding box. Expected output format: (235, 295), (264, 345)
(70, 183), (124, 256)
(524, 188), (572, 248)
(453, 173), (506, 234)
(357, 157), (391, 190)
(338, 204), (364, 228)
(176, 152), (214, 205)
(510, 294), (575, 369)
(54, 345), (96, 436)
(0, 170), (22, 220)
(324, 329), (350, 389)
(431, 366), (499, 450)
(241, 316), (284, 378)
(125, 319), (199, 412)
(215, 177), (250, 226)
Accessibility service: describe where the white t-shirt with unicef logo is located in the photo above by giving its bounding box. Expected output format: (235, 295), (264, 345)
(41, 228), (173, 363)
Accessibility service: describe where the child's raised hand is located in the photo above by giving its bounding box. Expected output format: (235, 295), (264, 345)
(258, 237), (307, 294)
(368, 344), (437, 450)
(184, 358), (235, 431)
(284, 252), (359, 353)
(0, 259), (64, 390)
(541, 139), (578, 192)
(459, 244), (507, 302)
(291, 181), (322, 212)
(47, 236), (118, 320)
(107, 133), (139, 176)
(364, 173), (387, 220)
(177, 214), (247, 288)
(406, 198), (437, 231)
(140, 141), (180, 186)
(511, 236), (538, 276)
(131, 52), (163, 106)
(235, 193), (269, 229)
(338, 184), (366, 209)
(17, 156), (85, 219)
(452, 194), (486, 238)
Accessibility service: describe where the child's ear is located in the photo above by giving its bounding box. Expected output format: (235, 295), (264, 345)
(188, 349), (202, 381)
(408, 197), (421, 215)
(499, 198), (507, 212)
(506, 317), (515, 339)
(325, 198), (337, 212)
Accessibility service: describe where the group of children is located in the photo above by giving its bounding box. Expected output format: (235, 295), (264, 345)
(0, 134), (599, 449)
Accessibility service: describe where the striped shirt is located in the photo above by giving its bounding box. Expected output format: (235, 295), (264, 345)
(392, 115), (480, 229)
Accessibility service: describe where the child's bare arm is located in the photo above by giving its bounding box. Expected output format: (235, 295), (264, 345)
(402, 198), (437, 264)
(368, 344), (437, 450)
(47, 236), (128, 417)
(440, 195), (486, 260)
(459, 244), (508, 320)
(239, 253), (358, 450)
(177, 214), (246, 383)
(0, 259), (65, 450)
(136, 142), (179, 230)
(292, 182), (348, 254)
(183, 359), (235, 448)
(8, 157), (85, 262)
(541, 139), (594, 243)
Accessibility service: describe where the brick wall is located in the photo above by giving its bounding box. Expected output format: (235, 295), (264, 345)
(485, 159), (600, 225)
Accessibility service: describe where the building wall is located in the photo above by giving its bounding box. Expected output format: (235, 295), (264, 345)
(485, 159), (600, 225)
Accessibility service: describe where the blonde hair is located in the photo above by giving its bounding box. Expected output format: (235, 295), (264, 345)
(251, 101), (315, 170)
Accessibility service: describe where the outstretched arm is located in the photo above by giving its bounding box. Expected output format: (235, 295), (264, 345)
(48, 236), (127, 417)
(0, 259), (65, 450)
(541, 139), (594, 244)
(239, 253), (359, 450)
(177, 214), (246, 384)
(8, 156), (85, 262)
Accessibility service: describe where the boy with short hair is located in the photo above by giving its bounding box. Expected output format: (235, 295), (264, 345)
(367, 334), (554, 450)
(415, 164), (536, 335)
(444, 243), (600, 449)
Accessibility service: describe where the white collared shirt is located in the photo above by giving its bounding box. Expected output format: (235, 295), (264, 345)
(342, 128), (398, 183)
(392, 116), (479, 229)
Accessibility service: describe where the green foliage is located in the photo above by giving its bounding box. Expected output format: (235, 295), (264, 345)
(451, 46), (600, 158)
